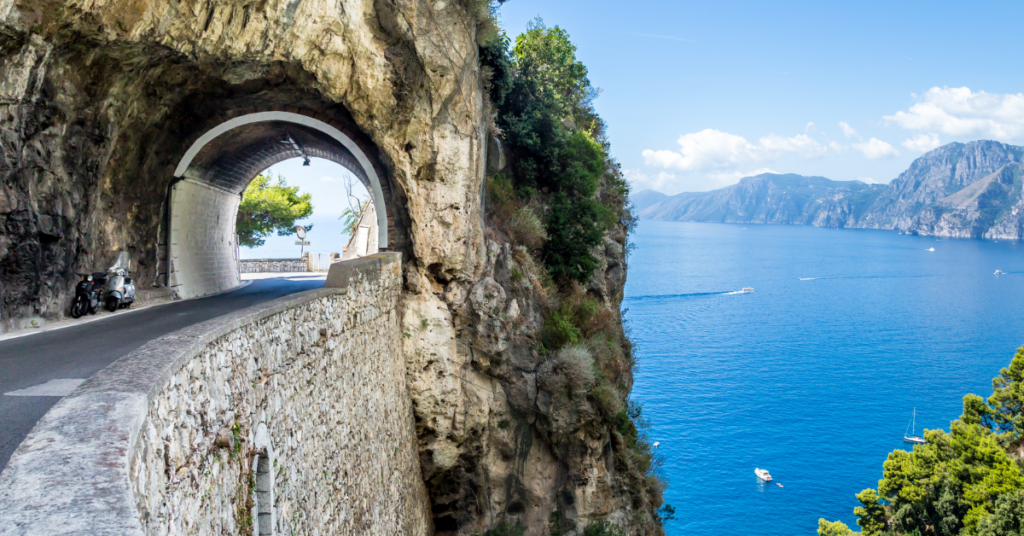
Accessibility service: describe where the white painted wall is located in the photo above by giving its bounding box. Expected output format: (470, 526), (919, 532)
(341, 202), (379, 260)
(168, 180), (242, 299)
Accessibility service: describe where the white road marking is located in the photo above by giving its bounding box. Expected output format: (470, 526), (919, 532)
(5, 379), (86, 397)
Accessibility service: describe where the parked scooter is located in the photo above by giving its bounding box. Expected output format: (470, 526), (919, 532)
(70, 272), (105, 318)
(104, 267), (136, 311)
(103, 252), (136, 312)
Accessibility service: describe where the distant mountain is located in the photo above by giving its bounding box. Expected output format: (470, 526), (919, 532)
(637, 174), (882, 227)
(630, 189), (670, 212)
(632, 141), (1024, 239)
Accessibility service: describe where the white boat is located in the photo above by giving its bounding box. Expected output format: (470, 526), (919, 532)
(928, 247), (935, 252)
(755, 467), (772, 481)
(995, 269), (1005, 275)
(904, 407), (926, 445)
(741, 287), (754, 293)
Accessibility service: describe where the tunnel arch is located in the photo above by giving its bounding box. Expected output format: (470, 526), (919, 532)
(173, 111), (388, 247)
(166, 110), (397, 299)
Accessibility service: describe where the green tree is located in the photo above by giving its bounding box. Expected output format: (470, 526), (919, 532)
(236, 174), (313, 248)
(511, 18), (597, 130)
(848, 346), (1024, 536)
(987, 345), (1024, 440)
(817, 519), (854, 536)
(496, 20), (614, 285)
(854, 488), (887, 535)
(978, 489), (1024, 536)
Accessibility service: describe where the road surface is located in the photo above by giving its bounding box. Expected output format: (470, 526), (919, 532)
(0, 275), (325, 471)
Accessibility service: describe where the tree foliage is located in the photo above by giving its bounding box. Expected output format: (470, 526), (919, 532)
(486, 18), (627, 285)
(817, 519), (854, 536)
(236, 174), (313, 248)
(851, 345), (1024, 536)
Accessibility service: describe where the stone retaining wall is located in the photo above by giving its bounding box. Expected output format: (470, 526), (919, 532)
(0, 253), (431, 535)
(239, 258), (308, 273)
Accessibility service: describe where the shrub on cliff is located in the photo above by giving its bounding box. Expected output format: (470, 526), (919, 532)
(487, 18), (624, 286)
(538, 344), (596, 394)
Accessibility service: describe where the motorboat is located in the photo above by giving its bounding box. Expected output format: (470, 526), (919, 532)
(995, 269), (1005, 275)
(927, 247), (935, 252)
(755, 468), (772, 482)
(741, 287), (754, 293)
(904, 407), (926, 445)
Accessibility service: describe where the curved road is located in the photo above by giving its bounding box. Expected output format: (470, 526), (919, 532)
(0, 275), (326, 471)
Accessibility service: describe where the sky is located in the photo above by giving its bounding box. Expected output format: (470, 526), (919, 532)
(496, 0), (1024, 194)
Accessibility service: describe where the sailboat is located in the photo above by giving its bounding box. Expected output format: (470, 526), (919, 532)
(904, 408), (926, 444)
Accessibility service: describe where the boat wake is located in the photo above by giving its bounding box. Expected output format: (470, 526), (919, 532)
(798, 277), (816, 281)
(626, 290), (750, 302)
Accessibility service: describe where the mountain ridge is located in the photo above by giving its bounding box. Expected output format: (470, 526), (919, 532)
(635, 141), (1024, 239)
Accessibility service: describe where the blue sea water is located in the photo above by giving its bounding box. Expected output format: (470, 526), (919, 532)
(239, 213), (352, 260)
(623, 220), (1024, 535)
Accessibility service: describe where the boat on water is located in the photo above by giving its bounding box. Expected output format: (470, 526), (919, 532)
(904, 407), (926, 444)
(741, 287), (754, 293)
(995, 269), (1005, 275)
(755, 468), (772, 482)
(928, 247), (935, 252)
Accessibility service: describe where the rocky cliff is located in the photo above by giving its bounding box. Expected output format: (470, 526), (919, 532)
(0, 1), (656, 534)
(638, 141), (1024, 239)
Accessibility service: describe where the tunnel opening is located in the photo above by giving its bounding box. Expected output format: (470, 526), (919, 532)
(235, 157), (375, 269)
(166, 111), (398, 299)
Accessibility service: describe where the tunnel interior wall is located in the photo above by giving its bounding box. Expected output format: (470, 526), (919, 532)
(168, 180), (241, 299)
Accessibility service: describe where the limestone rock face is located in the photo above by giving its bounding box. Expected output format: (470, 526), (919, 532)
(0, 1), (646, 533)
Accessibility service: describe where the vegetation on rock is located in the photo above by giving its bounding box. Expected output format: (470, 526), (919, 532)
(486, 17), (631, 285)
(475, 15), (663, 535)
(235, 174), (313, 248)
(819, 345), (1024, 535)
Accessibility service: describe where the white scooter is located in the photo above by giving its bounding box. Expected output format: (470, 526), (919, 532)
(104, 252), (137, 312)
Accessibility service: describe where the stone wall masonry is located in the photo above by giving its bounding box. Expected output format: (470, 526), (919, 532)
(241, 253), (338, 273)
(240, 258), (308, 273)
(0, 252), (431, 536)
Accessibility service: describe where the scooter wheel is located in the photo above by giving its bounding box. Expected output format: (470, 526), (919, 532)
(70, 298), (86, 318)
(106, 298), (119, 312)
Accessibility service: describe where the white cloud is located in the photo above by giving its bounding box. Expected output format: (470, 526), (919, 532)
(884, 86), (1024, 140)
(642, 129), (829, 172)
(852, 138), (900, 159)
(828, 141), (849, 153)
(623, 169), (680, 193)
(838, 121), (859, 139)
(902, 133), (942, 153)
(805, 122), (816, 132)
(856, 177), (882, 184)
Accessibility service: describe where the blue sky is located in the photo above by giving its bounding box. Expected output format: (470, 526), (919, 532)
(497, 0), (1024, 194)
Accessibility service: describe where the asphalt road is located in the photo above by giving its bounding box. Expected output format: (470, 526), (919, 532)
(0, 275), (326, 471)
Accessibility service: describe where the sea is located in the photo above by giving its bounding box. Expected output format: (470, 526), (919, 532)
(623, 220), (1024, 535)
(239, 213), (352, 260)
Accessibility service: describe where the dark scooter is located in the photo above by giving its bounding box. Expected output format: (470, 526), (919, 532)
(71, 272), (106, 318)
